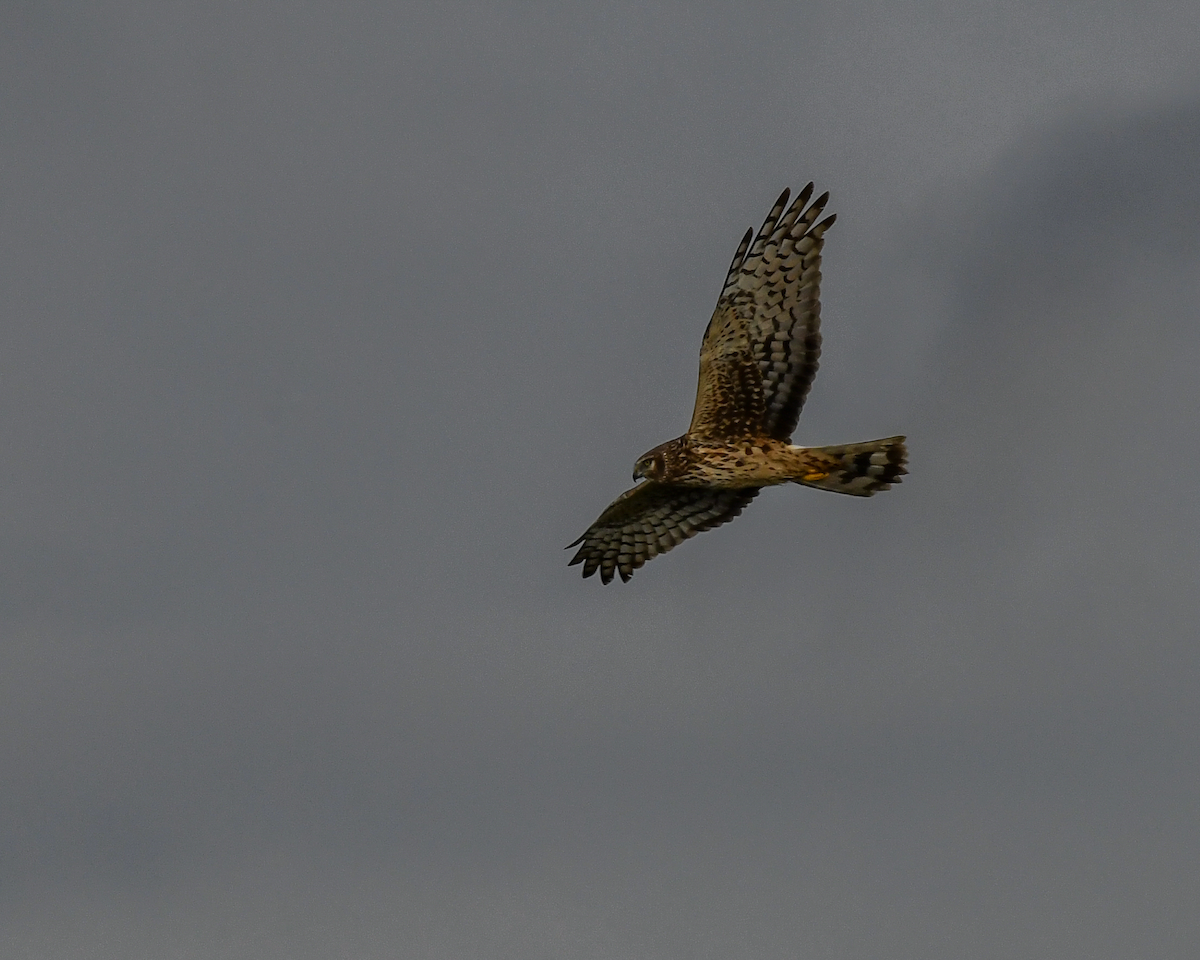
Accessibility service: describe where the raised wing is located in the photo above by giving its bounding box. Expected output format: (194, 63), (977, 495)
(567, 483), (760, 584)
(687, 184), (834, 442)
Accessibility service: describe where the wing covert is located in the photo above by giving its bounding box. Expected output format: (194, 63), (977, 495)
(567, 483), (759, 584)
(685, 304), (766, 439)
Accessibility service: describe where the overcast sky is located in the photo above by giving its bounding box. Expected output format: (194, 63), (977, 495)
(3, 3), (1200, 958)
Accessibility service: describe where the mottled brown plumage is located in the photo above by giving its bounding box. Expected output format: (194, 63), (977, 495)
(569, 184), (907, 584)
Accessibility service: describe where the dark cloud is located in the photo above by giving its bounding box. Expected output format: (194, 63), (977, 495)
(3, 3), (1200, 957)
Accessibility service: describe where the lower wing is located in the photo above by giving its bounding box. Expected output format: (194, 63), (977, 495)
(568, 483), (760, 584)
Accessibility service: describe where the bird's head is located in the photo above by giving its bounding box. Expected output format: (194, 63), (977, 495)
(633, 449), (666, 483)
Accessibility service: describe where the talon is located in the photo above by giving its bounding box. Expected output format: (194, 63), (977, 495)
(803, 470), (829, 481)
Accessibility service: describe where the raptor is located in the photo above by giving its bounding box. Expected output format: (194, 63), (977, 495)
(569, 184), (906, 583)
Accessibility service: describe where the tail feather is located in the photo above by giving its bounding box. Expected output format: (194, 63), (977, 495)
(793, 436), (907, 496)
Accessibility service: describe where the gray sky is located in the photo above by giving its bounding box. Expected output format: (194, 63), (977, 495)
(4, 2), (1200, 958)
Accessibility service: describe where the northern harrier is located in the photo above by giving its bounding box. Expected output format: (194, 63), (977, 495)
(568, 184), (907, 584)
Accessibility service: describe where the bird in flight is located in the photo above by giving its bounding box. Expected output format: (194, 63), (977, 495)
(568, 183), (907, 583)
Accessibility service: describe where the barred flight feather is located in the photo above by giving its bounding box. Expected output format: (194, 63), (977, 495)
(568, 484), (759, 584)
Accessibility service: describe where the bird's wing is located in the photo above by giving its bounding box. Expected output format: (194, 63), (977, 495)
(567, 482), (759, 584)
(687, 184), (834, 442)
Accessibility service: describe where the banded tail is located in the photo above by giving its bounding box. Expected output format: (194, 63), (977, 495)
(792, 436), (907, 496)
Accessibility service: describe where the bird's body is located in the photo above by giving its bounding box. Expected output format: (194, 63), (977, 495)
(632, 435), (905, 490)
(569, 184), (907, 583)
(642, 436), (807, 488)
